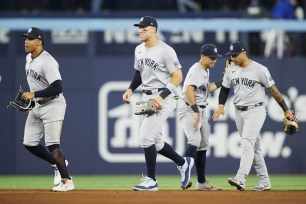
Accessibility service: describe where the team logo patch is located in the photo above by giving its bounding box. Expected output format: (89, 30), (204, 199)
(230, 45), (233, 51)
(28, 28), (32, 33)
(140, 17), (144, 22)
(214, 48), (217, 53)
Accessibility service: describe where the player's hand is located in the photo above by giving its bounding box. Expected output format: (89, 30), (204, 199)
(22, 92), (35, 101)
(154, 95), (164, 108)
(122, 89), (133, 104)
(193, 112), (200, 128)
(212, 105), (225, 121)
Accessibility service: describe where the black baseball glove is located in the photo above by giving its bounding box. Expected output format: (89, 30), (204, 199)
(8, 87), (35, 112)
(134, 99), (162, 116)
(283, 111), (298, 135)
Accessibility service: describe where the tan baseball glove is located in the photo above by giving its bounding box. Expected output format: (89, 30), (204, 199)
(283, 111), (298, 135)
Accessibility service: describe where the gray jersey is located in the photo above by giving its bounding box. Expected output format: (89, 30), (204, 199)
(180, 63), (209, 106)
(223, 61), (275, 106)
(134, 40), (181, 89)
(25, 50), (64, 101)
(24, 50), (66, 146)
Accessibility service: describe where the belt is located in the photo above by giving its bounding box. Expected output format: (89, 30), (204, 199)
(37, 94), (59, 105)
(236, 102), (263, 111)
(185, 102), (206, 109)
(143, 88), (165, 95)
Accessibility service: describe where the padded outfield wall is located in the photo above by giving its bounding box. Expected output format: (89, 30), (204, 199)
(0, 18), (305, 174)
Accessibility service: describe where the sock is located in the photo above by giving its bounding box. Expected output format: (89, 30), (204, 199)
(50, 148), (71, 180)
(24, 144), (54, 164)
(195, 150), (207, 183)
(158, 142), (184, 166)
(184, 144), (197, 159)
(144, 145), (157, 181)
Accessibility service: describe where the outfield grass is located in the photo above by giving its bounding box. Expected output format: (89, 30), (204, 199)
(0, 175), (305, 190)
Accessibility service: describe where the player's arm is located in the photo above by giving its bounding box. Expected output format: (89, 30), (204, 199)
(123, 70), (142, 104)
(154, 69), (182, 106)
(22, 80), (62, 101)
(185, 85), (200, 128)
(268, 85), (292, 116)
(212, 85), (230, 121)
(209, 80), (223, 93)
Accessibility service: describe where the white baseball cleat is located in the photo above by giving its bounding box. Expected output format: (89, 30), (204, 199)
(52, 160), (69, 186)
(252, 183), (271, 191)
(132, 176), (158, 191)
(228, 178), (245, 191)
(53, 178), (74, 192)
(178, 157), (194, 189)
(196, 181), (222, 191)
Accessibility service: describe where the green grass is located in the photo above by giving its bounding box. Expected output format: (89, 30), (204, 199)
(0, 175), (305, 190)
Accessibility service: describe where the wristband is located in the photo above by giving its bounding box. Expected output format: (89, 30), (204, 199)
(159, 88), (171, 99)
(159, 82), (177, 99)
(191, 104), (199, 113)
(278, 99), (289, 112)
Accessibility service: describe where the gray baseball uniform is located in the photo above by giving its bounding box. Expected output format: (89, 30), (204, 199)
(23, 50), (66, 146)
(134, 40), (181, 151)
(223, 60), (274, 186)
(178, 62), (210, 150)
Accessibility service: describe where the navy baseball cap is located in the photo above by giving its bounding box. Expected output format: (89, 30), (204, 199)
(225, 41), (246, 56)
(21, 27), (45, 41)
(134, 16), (158, 28)
(200, 44), (222, 58)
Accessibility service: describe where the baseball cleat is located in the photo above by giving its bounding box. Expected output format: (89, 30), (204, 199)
(52, 178), (74, 192)
(228, 178), (245, 191)
(252, 184), (271, 191)
(52, 160), (69, 186)
(132, 176), (158, 191)
(178, 157), (194, 189)
(196, 181), (222, 191)
(183, 180), (193, 190)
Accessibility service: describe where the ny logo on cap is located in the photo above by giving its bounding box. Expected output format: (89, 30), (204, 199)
(140, 17), (144, 22)
(28, 28), (32, 33)
(230, 45), (234, 51)
(214, 48), (217, 53)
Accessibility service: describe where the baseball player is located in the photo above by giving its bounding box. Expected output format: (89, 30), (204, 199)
(178, 44), (222, 191)
(122, 16), (194, 191)
(21, 27), (74, 192)
(212, 41), (295, 191)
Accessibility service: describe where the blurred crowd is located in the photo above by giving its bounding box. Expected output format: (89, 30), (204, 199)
(1, 0), (305, 58)
(0, 0), (305, 15)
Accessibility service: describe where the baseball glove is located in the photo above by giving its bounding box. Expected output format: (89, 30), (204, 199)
(8, 87), (35, 112)
(134, 99), (162, 116)
(283, 111), (298, 135)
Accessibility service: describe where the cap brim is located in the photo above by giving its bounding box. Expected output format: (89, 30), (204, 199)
(21, 33), (36, 39)
(225, 51), (241, 56)
(208, 54), (223, 58)
(134, 23), (147, 27)
(21, 33), (43, 41)
(21, 33), (29, 37)
(134, 23), (157, 27)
